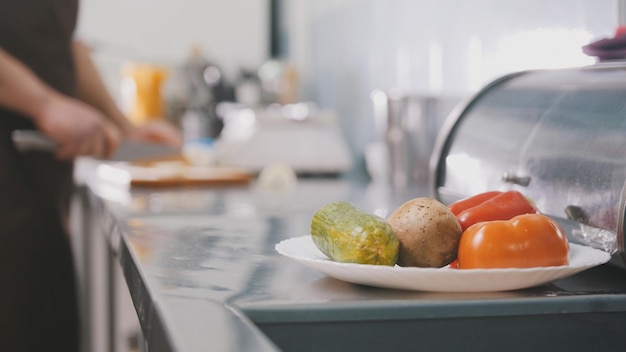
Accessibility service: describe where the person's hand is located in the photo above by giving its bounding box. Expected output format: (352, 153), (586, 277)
(33, 92), (122, 160)
(126, 120), (183, 149)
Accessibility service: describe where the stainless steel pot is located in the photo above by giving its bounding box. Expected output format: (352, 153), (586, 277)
(369, 90), (445, 188)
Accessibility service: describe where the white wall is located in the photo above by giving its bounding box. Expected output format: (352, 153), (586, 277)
(76, 0), (622, 165)
(282, 0), (619, 159)
(77, 0), (269, 100)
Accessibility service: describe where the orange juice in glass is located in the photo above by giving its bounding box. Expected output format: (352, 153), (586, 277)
(122, 63), (168, 125)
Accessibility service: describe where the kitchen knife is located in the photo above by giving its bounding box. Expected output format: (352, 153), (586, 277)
(11, 129), (182, 162)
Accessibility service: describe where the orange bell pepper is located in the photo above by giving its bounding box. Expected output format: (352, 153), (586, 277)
(457, 213), (570, 269)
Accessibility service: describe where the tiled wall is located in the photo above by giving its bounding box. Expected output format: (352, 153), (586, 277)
(284, 0), (618, 161)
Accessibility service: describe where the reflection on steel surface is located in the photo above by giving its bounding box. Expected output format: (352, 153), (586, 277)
(432, 63), (626, 265)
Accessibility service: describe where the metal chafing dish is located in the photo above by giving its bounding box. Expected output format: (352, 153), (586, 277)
(430, 61), (626, 267)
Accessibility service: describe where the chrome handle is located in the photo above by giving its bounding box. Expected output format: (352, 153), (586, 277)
(501, 172), (531, 186)
(565, 205), (588, 224)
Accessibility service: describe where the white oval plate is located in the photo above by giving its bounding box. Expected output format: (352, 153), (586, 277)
(275, 236), (612, 292)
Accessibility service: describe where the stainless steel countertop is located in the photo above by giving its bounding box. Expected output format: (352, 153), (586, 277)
(82, 169), (626, 352)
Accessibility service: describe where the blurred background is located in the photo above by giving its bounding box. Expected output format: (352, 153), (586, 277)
(77, 0), (623, 181)
(78, 0), (621, 165)
(74, 2), (626, 351)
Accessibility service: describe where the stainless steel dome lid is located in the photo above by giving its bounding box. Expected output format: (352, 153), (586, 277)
(430, 62), (626, 265)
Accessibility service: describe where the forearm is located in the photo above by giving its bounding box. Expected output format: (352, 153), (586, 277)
(0, 47), (54, 121)
(71, 40), (134, 135)
(0, 46), (122, 159)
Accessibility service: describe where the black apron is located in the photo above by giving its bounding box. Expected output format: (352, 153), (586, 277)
(0, 0), (80, 351)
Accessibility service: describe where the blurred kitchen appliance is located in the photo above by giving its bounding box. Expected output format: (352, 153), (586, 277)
(215, 103), (352, 175)
(430, 61), (626, 267)
(257, 59), (299, 105)
(179, 46), (231, 141)
(368, 90), (444, 188)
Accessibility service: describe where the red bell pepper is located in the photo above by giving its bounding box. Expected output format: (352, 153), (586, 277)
(448, 191), (502, 216)
(456, 190), (536, 231)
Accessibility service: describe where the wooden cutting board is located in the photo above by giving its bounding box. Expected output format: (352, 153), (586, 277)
(110, 157), (253, 187)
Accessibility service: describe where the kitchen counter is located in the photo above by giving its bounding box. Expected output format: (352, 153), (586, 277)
(78, 166), (626, 352)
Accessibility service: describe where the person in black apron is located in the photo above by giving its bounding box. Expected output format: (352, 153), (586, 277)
(0, 1), (181, 351)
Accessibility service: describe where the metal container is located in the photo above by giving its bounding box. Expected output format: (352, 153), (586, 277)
(430, 61), (626, 266)
(369, 90), (446, 189)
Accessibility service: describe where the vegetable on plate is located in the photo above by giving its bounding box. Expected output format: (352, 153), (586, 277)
(457, 213), (570, 269)
(387, 197), (462, 268)
(310, 201), (399, 266)
(455, 190), (536, 231)
(448, 190), (502, 216)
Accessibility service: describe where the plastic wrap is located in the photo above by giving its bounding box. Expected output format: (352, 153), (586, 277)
(565, 204), (619, 255)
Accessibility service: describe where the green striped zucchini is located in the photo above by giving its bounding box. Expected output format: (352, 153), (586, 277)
(310, 201), (399, 266)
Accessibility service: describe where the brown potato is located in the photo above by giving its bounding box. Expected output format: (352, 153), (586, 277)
(387, 197), (462, 267)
